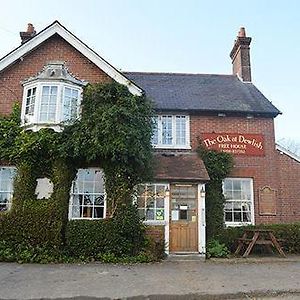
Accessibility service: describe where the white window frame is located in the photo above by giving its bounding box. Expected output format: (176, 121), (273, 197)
(135, 183), (169, 225)
(152, 115), (190, 149)
(21, 82), (82, 132)
(223, 177), (254, 227)
(68, 168), (106, 220)
(0, 167), (16, 212)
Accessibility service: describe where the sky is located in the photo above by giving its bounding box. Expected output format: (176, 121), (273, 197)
(0, 0), (299, 145)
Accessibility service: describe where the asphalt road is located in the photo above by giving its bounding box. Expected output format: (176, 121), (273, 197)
(0, 257), (300, 299)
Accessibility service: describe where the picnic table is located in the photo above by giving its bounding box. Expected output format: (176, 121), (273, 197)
(235, 228), (286, 258)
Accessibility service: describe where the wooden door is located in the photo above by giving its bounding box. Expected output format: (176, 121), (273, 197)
(169, 184), (198, 253)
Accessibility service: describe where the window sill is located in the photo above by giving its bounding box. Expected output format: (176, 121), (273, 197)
(225, 222), (253, 227)
(143, 220), (166, 226)
(21, 123), (65, 132)
(69, 217), (105, 220)
(153, 145), (191, 150)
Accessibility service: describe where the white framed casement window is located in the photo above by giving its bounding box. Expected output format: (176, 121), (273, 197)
(69, 169), (106, 220)
(0, 167), (16, 212)
(22, 82), (81, 131)
(136, 183), (169, 224)
(152, 115), (190, 149)
(223, 178), (254, 226)
(21, 62), (86, 132)
(25, 87), (36, 116)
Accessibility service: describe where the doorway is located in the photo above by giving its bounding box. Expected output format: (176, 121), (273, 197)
(169, 184), (198, 252)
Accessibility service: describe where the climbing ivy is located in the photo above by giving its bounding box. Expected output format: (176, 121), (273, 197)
(0, 82), (155, 261)
(197, 143), (234, 239)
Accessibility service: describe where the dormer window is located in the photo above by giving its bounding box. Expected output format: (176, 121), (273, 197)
(21, 62), (86, 132)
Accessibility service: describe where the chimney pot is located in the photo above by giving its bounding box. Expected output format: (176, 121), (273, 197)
(27, 23), (35, 33)
(238, 27), (246, 37)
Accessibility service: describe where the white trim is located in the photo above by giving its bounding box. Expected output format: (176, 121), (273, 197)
(198, 183), (206, 254)
(276, 144), (300, 163)
(0, 21), (142, 96)
(152, 115), (191, 149)
(165, 185), (170, 255)
(223, 177), (255, 227)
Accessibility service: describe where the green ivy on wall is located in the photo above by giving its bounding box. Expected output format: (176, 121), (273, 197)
(197, 143), (234, 239)
(0, 82), (155, 262)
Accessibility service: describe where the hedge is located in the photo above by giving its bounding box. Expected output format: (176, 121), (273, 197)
(65, 204), (146, 258)
(216, 223), (300, 254)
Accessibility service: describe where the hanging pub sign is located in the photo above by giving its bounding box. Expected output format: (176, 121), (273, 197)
(201, 133), (265, 156)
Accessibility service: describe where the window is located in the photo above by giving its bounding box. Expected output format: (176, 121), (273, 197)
(69, 169), (106, 219)
(152, 115), (190, 149)
(25, 87), (36, 115)
(21, 62), (85, 132)
(0, 167), (16, 212)
(136, 184), (168, 222)
(39, 86), (58, 122)
(63, 87), (80, 122)
(223, 178), (254, 226)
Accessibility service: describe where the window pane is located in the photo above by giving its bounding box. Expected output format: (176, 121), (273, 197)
(146, 209), (155, 220)
(151, 116), (158, 145)
(94, 206), (104, 218)
(156, 198), (164, 208)
(162, 116), (172, 144)
(39, 86), (58, 122)
(25, 87), (36, 115)
(233, 180), (241, 191)
(225, 211), (233, 222)
(42, 86), (50, 95)
(63, 87), (79, 122)
(176, 116), (186, 145)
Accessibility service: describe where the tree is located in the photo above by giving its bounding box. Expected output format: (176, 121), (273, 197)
(277, 138), (300, 157)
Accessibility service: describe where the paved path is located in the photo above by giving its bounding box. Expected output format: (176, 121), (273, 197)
(1, 257), (300, 299)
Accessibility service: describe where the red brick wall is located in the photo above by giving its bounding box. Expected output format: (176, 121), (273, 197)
(0, 34), (111, 115)
(276, 150), (300, 222)
(190, 115), (284, 224)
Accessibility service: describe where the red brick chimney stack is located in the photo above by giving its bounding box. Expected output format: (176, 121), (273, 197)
(20, 23), (36, 44)
(230, 27), (252, 82)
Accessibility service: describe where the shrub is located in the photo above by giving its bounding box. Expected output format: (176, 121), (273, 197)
(206, 239), (229, 258)
(65, 204), (161, 261)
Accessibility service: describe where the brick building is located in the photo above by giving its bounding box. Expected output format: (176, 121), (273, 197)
(0, 21), (299, 255)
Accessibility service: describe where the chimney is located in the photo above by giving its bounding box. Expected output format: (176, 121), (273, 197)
(20, 23), (36, 44)
(230, 27), (252, 82)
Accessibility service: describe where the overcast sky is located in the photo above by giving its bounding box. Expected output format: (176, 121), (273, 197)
(1, 0), (299, 144)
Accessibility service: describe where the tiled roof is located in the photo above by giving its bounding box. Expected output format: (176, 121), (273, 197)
(154, 152), (209, 182)
(124, 72), (281, 116)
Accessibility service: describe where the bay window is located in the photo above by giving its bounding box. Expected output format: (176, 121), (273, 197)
(223, 178), (254, 226)
(21, 62), (85, 132)
(152, 115), (190, 149)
